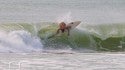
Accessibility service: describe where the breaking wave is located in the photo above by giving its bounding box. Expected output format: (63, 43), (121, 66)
(0, 22), (125, 52)
(0, 28), (43, 53)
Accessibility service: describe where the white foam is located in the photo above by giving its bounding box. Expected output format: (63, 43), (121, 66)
(0, 30), (43, 53)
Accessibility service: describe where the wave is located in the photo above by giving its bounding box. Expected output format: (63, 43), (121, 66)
(0, 29), (43, 53)
(39, 22), (125, 51)
(0, 22), (125, 52)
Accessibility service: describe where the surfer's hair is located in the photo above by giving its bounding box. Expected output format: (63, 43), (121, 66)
(71, 22), (73, 24)
(59, 22), (66, 29)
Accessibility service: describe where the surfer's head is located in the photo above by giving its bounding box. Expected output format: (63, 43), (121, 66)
(59, 22), (66, 29)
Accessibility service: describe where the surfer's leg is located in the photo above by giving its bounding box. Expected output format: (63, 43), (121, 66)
(66, 26), (71, 36)
(67, 28), (70, 36)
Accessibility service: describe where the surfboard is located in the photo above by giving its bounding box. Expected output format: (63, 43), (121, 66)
(67, 21), (81, 30)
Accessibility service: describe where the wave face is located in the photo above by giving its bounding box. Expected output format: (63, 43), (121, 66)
(39, 22), (125, 51)
(0, 22), (125, 52)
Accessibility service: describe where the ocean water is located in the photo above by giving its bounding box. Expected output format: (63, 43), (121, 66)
(0, 22), (124, 52)
(0, 53), (125, 70)
(0, 0), (125, 23)
(0, 0), (125, 70)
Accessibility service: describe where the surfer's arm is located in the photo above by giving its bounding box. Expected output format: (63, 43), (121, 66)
(56, 29), (60, 35)
(53, 29), (61, 36)
(48, 29), (60, 39)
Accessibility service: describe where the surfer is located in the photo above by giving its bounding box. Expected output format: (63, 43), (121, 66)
(56, 22), (71, 36)
(48, 21), (81, 39)
(48, 22), (71, 39)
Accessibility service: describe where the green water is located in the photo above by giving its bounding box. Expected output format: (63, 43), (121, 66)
(0, 22), (125, 51)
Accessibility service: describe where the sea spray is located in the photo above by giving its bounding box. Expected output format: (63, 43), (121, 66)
(55, 12), (73, 24)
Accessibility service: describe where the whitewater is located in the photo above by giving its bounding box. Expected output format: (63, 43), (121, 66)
(0, 53), (125, 70)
